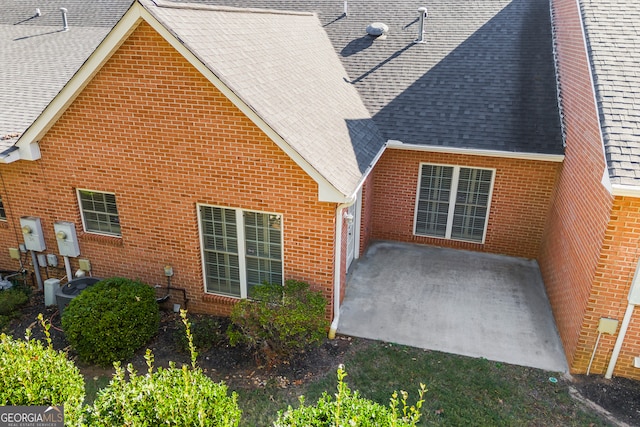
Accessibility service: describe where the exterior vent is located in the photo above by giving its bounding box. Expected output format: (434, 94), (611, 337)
(366, 22), (389, 38)
(415, 7), (428, 43)
(60, 8), (69, 31)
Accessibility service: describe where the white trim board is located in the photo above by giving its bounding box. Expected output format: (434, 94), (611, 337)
(387, 140), (565, 162)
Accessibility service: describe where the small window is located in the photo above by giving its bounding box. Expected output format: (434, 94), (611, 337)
(199, 205), (283, 298)
(78, 190), (121, 236)
(0, 196), (6, 220)
(415, 164), (493, 243)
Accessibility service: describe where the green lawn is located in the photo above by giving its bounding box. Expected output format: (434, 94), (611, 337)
(234, 340), (611, 426)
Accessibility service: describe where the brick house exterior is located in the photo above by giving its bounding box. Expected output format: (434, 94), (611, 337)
(0, 20), (339, 316)
(13, 0), (640, 380)
(539, 0), (640, 379)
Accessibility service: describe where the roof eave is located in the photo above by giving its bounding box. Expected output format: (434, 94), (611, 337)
(387, 140), (565, 162)
(612, 184), (640, 198)
(11, 0), (350, 203)
(12, 2), (143, 162)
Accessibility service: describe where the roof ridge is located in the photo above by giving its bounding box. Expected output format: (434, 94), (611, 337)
(150, 0), (314, 17)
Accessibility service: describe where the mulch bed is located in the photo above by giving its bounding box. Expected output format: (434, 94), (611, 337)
(7, 292), (357, 392)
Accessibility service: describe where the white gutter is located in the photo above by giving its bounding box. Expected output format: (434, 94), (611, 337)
(611, 184), (640, 198)
(327, 141), (388, 339)
(328, 196), (357, 339)
(386, 140), (564, 162)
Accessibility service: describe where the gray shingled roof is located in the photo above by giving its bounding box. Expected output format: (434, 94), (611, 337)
(580, 0), (640, 186)
(0, 0), (133, 150)
(143, 0), (384, 196)
(174, 0), (564, 155)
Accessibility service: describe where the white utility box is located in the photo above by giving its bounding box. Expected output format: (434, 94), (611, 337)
(20, 217), (46, 252)
(44, 278), (61, 306)
(54, 221), (80, 257)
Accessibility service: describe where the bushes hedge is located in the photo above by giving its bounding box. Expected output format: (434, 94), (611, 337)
(227, 280), (328, 366)
(0, 315), (85, 427)
(0, 284), (31, 330)
(87, 312), (241, 427)
(61, 277), (159, 366)
(275, 367), (426, 427)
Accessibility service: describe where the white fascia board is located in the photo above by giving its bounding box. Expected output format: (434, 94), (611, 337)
(15, 4), (144, 159)
(612, 184), (640, 198)
(0, 146), (22, 164)
(139, 7), (348, 204)
(386, 140), (565, 162)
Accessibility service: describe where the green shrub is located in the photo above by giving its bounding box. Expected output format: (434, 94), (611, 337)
(0, 315), (85, 426)
(227, 280), (328, 366)
(87, 311), (241, 427)
(61, 277), (159, 366)
(275, 367), (426, 427)
(175, 315), (226, 352)
(0, 285), (31, 330)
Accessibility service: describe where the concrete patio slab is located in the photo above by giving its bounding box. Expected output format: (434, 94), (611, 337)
(337, 241), (568, 372)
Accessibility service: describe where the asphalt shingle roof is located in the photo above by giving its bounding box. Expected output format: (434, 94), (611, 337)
(144, 0), (384, 196)
(2, 0), (564, 188)
(580, 0), (640, 186)
(173, 0), (564, 155)
(0, 0), (133, 150)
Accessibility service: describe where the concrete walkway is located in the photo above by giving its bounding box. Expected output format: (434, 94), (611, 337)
(337, 241), (568, 372)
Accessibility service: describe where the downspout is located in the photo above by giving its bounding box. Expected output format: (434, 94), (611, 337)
(327, 142), (388, 339)
(605, 303), (635, 379)
(605, 258), (640, 378)
(328, 196), (356, 339)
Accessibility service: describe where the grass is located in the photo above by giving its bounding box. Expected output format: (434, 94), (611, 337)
(233, 340), (611, 426)
(75, 338), (611, 426)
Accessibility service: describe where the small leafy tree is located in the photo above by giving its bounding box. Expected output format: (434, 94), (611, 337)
(61, 277), (159, 366)
(86, 310), (241, 427)
(227, 280), (328, 366)
(0, 314), (85, 427)
(275, 366), (426, 427)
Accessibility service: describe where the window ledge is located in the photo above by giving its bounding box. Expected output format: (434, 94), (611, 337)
(80, 232), (123, 247)
(202, 293), (240, 305)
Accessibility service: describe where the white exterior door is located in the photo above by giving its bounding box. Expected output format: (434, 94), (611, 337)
(346, 203), (357, 270)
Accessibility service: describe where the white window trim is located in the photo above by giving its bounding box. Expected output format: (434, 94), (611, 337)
(76, 188), (122, 238)
(197, 204), (284, 299)
(413, 163), (495, 244)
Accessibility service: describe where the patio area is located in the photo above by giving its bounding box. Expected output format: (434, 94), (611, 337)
(337, 241), (568, 372)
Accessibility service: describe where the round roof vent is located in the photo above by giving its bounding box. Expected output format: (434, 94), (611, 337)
(366, 22), (389, 37)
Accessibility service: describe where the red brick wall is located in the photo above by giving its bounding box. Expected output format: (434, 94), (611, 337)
(0, 22), (338, 317)
(538, 0), (613, 370)
(570, 196), (640, 379)
(371, 149), (560, 259)
(359, 173), (374, 256)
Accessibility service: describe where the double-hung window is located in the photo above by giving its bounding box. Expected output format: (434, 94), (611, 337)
(77, 189), (121, 236)
(199, 205), (283, 298)
(0, 196), (5, 220)
(415, 164), (494, 243)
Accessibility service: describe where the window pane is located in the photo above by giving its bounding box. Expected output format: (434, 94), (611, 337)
(415, 165), (453, 237)
(79, 190), (121, 236)
(0, 197), (7, 220)
(201, 206), (241, 297)
(244, 212), (283, 293)
(451, 168), (492, 242)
